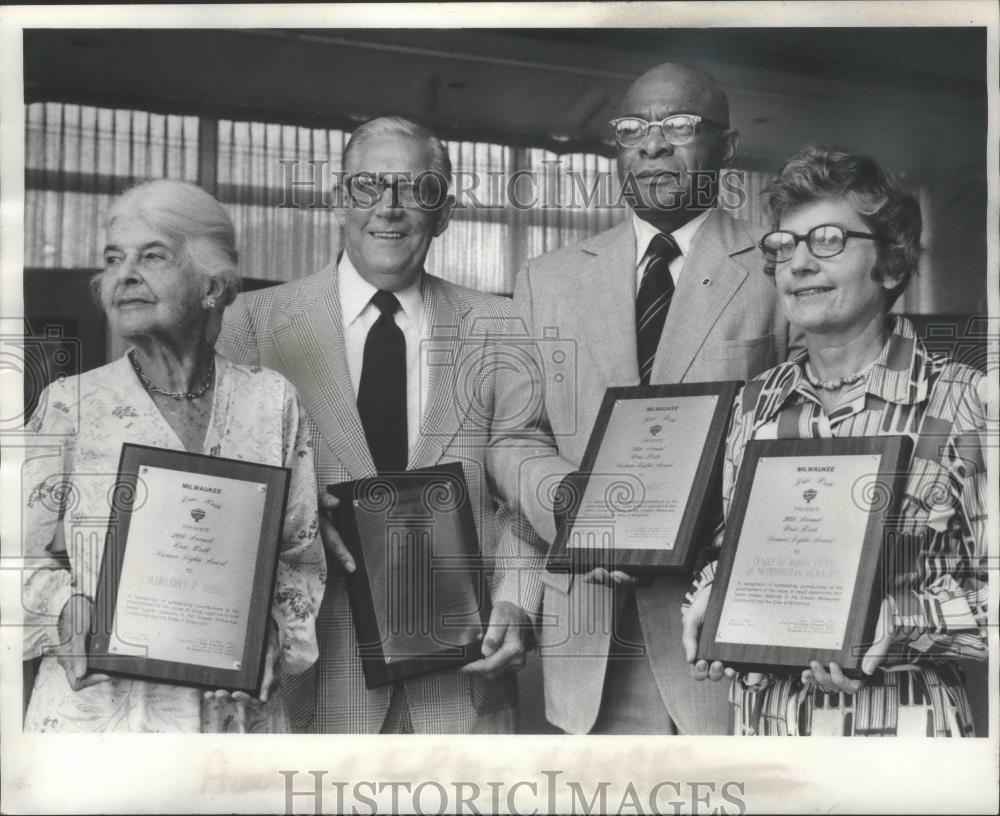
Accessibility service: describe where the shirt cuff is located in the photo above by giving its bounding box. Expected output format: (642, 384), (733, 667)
(492, 569), (543, 622)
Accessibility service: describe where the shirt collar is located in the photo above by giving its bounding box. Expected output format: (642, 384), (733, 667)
(337, 251), (425, 328)
(631, 209), (713, 268)
(774, 315), (930, 416)
(860, 315), (929, 405)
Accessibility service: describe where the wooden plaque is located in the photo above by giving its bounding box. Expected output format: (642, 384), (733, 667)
(90, 444), (290, 694)
(546, 381), (740, 574)
(698, 435), (913, 676)
(329, 462), (490, 689)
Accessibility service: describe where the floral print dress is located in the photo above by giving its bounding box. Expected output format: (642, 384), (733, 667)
(21, 353), (326, 733)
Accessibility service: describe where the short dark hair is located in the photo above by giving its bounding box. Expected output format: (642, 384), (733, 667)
(762, 145), (921, 309)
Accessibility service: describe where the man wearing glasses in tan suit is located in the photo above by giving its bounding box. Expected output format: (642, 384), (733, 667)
(489, 63), (792, 734)
(219, 117), (539, 733)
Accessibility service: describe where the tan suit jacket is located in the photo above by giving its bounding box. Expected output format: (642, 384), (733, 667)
(219, 266), (542, 733)
(488, 210), (789, 734)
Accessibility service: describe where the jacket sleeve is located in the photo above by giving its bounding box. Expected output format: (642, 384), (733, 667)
(486, 264), (577, 546)
(217, 292), (262, 367)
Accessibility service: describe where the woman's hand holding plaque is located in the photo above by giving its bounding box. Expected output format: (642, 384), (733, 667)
(682, 582), (765, 686)
(800, 596), (895, 693)
(203, 619), (281, 705)
(56, 595), (111, 691)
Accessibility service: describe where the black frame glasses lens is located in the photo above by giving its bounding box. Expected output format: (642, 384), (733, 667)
(806, 226), (849, 258)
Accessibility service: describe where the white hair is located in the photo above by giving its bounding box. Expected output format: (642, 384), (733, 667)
(104, 179), (241, 309)
(344, 116), (452, 190)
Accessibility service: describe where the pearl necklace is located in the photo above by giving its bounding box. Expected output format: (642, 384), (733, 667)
(803, 359), (875, 391)
(129, 349), (214, 399)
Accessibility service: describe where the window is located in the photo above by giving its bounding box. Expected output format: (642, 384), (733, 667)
(25, 103), (198, 269)
(23, 102), (838, 301)
(216, 119), (347, 283)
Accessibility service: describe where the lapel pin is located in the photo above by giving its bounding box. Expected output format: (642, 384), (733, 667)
(701, 278), (712, 287)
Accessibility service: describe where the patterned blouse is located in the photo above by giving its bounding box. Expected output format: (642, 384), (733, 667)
(21, 353), (327, 733)
(687, 316), (989, 736)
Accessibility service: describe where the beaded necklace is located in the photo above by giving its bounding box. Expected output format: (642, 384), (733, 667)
(128, 349), (214, 399)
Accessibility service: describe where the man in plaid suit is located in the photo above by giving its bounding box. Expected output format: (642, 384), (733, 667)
(218, 117), (541, 733)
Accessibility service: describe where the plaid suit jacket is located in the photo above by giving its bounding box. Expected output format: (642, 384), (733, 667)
(218, 264), (542, 733)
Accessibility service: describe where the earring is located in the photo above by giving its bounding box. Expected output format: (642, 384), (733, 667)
(203, 296), (217, 309)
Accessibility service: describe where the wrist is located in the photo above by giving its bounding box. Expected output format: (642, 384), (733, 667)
(58, 593), (92, 644)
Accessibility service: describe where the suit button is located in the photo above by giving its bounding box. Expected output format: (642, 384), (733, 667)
(701, 278), (712, 287)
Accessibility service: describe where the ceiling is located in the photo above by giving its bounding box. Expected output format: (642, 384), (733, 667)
(23, 27), (987, 176)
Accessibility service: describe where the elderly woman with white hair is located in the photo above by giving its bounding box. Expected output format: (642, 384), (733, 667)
(22, 179), (326, 732)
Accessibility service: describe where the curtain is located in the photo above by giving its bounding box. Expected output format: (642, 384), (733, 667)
(216, 119), (347, 282)
(425, 140), (513, 294)
(23, 102), (774, 294)
(24, 102), (926, 311)
(723, 168), (774, 228)
(24, 102), (198, 269)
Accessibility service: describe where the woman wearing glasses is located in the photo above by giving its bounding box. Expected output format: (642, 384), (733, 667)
(681, 145), (988, 736)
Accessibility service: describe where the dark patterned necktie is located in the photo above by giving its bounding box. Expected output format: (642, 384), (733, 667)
(635, 233), (681, 384)
(357, 290), (408, 473)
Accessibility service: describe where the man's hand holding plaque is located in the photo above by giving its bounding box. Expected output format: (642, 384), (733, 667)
(318, 491), (356, 574)
(552, 471), (649, 588)
(462, 600), (531, 680)
(546, 382), (739, 576)
(328, 463), (497, 689)
(321, 478), (529, 684)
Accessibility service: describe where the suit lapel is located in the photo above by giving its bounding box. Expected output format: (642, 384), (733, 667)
(269, 266), (375, 478)
(577, 220), (641, 388)
(408, 276), (472, 469)
(653, 210), (755, 383)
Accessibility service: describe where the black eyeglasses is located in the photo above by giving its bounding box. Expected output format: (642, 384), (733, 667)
(760, 224), (884, 263)
(608, 114), (727, 148)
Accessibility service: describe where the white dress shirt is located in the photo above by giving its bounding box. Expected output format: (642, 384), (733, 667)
(632, 208), (712, 293)
(338, 252), (427, 455)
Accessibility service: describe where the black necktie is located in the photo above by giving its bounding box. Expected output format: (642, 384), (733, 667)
(635, 233), (680, 384)
(357, 290), (408, 473)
